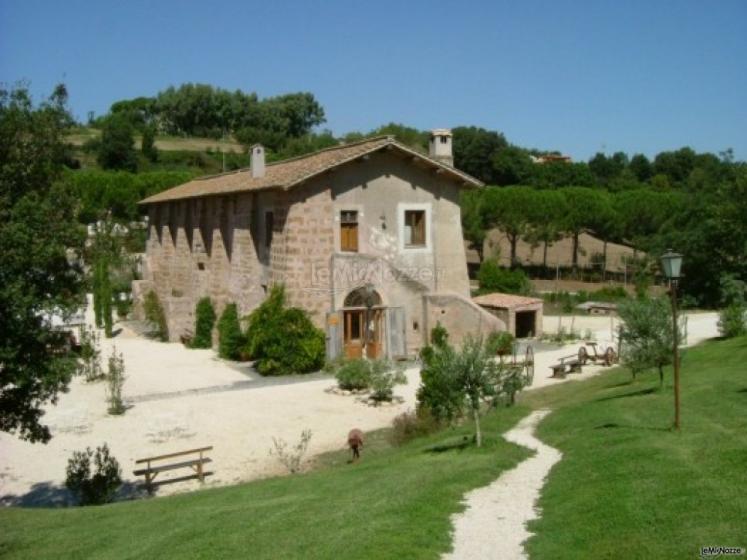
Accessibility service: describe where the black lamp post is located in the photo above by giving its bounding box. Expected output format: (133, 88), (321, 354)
(660, 250), (683, 430)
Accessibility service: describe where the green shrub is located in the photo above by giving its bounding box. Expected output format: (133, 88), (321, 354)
(79, 326), (104, 382)
(430, 322), (449, 347)
(718, 304), (746, 338)
(65, 444), (122, 506)
(244, 285), (325, 375)
(335, 359), (371, 390)
(106, 347), (126, 415)
(389, 409), (442, 446)
(369, 360), (407, 402)
(477, 260), (531, 294)
(143, 290), (168, 341)
(192, 297), (216, 348)
(218, 303), (245, 360)
(486, 331), (515, 357)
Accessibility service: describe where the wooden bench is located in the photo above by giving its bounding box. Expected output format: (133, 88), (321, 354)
(133, 446), (213, 493)
(550, 355), (583, 378)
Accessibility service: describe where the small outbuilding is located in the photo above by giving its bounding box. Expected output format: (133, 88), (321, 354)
(473, 293), (544, 338)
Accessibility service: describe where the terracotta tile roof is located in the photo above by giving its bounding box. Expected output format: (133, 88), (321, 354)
(472, 292), (543, 309)
(140, 136), (483, 204)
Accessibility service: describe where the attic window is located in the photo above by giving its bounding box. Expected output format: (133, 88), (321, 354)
(440, 136), (448, 144)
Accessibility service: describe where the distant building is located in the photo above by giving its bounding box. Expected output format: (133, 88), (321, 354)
(530, 154), (572, 164)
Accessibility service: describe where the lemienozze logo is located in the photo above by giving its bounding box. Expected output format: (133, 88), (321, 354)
(700, 546), (745, 558)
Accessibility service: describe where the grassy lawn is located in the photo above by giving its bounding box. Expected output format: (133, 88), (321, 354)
(2, 337), (745, 559)
(0, 406), (529, 559)
(522, 336), (747, 559)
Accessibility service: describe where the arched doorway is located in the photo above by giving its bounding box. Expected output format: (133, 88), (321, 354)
(343, 286), (384, 359)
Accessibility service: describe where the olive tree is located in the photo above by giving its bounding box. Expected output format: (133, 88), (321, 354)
(617, 297), (684, 386)
(418, 330), (508, 447)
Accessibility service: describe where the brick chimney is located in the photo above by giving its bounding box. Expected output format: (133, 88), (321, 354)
(429, 129), (453, 167)
(251, 144), (265, 178)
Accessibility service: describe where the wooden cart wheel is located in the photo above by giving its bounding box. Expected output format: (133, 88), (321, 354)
(578, 345), (588, 365)
(605, 346), (617, 366)
(524, 346), (534, 385)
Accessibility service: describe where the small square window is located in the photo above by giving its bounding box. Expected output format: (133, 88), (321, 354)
(404, 210), (426, 247)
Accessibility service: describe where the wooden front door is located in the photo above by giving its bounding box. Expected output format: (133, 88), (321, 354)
(366, 309), (383, 359)
(343, 308), (384, 359)
(344, 310), (364, 359)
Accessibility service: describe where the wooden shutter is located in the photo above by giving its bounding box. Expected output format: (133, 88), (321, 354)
(405, 210), (425, 247)
(386, 307), (407, 359)
(326, 311), (343, 361)
(340, 211), (358, 252)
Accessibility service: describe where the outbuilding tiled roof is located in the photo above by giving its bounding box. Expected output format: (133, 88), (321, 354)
(140, 136), (482, 204)
(472, 293), (543, 309)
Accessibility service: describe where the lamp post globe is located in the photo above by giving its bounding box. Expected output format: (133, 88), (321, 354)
(660, 250), (683, 281)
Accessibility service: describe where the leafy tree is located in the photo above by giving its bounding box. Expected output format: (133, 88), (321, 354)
(452, 126), (508, 184)
(559, 187), (609, 274)
(481, 186), (537, 265)
(629, 153), (653, 182)
(192, 297), (216, 348)
(418, 332), (503, 447)
(532, 161), (595, 189)
(492, 145), (534, 185)
(97, 114), (138, 171)
(660, 167), (747, 306)
(109, 96), (157, 130)
(653, 147), (697, 186)
(525, 189), (568, 268)
(584, 190), (618, 277)
(588, 152), (628, 185)
(370, 123), (428, 151)
(64, 170), (192, 223)
(614, 188), (683, 252)
(477, 260), (531, 294)
(618, 297), (682, 385)
(460, 189), (487, 262)
(0, 83), (86, 442)
(141, 125), (158, 162)
(277, 131), (338, 159)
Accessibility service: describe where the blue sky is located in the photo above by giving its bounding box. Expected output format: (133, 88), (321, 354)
(1, 0), (746, 161)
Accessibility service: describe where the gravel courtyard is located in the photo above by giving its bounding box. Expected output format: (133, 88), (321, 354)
(0, 305), (719, 506)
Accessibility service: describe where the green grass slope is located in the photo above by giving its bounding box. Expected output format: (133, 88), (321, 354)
(0, 407), (529, 560)
(523, 336), (747, 559)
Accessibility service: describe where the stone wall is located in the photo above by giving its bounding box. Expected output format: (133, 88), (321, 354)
(136, 193), (266, 341)
(424, 292), (507, 346)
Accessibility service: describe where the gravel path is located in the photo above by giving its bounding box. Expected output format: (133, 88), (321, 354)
(444, 410), (561, 560)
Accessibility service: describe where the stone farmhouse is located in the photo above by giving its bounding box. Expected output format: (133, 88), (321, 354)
(134, 130), (505, 359)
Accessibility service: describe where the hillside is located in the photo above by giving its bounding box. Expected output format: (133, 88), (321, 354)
(67, 127), (245, 153)
(466, 230), (640, 275)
